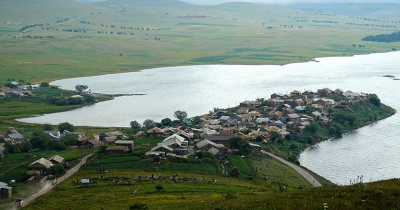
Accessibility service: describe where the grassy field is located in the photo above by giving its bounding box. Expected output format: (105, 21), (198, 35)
(18, 167), (400, 210)
(1, 0), (400, 85)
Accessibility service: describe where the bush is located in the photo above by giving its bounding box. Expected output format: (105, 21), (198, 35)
(155, 185), (164, 191)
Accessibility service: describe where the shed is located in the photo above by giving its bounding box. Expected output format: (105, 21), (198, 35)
(81, 179), (90, 187)
(105, 146), (128, 155)
(49, 155), (65, 165)
(0, 181), (12, 199)
(115, 140), (134, 150)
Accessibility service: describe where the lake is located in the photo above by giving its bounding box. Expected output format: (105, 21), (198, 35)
(19, 51), (400, 185)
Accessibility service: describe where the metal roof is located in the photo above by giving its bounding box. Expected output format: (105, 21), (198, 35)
(29, 158), (53, 168)
(49, 155), (64, 163)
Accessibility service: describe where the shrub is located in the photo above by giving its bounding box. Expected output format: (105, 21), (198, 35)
(155, 185), (163, 191)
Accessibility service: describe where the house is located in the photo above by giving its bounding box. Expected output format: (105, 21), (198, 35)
(82, 139), (102, 148)
(294, 99), (305, 106)
(147, 144), (173, 156)
(319, 88), (332, 97)
(265, 98), (280, 107)
(7, 132), (24, 143)
(294, 106), (306, 113)
(287, 113), (301, 122)
(105, 146), (128, 155)
(290, 90), (301, 97)
(202, 133), (234, 147)
(146, 127), (165, 137)
(213, 110), (226, 118)
(270, 120), (286, 129)
(237, 107), (249, 114)
(256, 118), (270, 124)
(315, 98), (335, 108)
(176, 130), (191, 140)
(161, 135), (188, 155)
(49, 155), (65, 165)
(220, 116), (231, 122)
(311, 111), (322, 119)
(283, 108), (295, 116)
(342, 91), (360, 101)
(115, 140), (134, 150)
(28, 158), (53, 175)
(196, 139), (228, 155)
(100, 131), (127, 141)
(311, 104), (324, 111)
(240, 100), (254, 107)
(44, 130), (61, 139)
(269, 111), (282, 120)
(271, 93), (285, 99)
(0, 181), (12, 199)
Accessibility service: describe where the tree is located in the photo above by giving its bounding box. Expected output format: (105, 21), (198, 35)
(255, 136), (263, 142)
(58, 122), (74, 132)
(161, 118), (172, 126)
(40, 82), (50, 87)
(20, 140), (33, 152)
(50, 163), (65, 174)
(304, 122), (319, 134)
(174, 110), (187, 121)
(143, 119), (156, 129)
(228, 137), (251, 155)
(130, 121), (141, 130)
(270, 131), (282, 142)
(369, 94), (381, 107)
(61, 134), (78, 146)
(84, 94), (95, 103)
(43, 123), (53, 131)
(52, 141), (66, 151)
(30, 132), (50, 150)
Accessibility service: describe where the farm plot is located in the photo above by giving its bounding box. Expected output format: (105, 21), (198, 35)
(170, 163), (217, 174)
(226, 155), (252, 176)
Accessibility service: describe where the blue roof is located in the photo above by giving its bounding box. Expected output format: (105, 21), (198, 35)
(182, 119), (192, 125)
(8, 133), (23, 139)
(220, 116), (230, 121)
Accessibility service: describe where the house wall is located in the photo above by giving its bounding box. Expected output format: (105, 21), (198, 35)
(0, 188), (12, 199)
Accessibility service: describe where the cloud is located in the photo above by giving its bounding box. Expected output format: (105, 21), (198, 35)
(178, 0), (400, 6)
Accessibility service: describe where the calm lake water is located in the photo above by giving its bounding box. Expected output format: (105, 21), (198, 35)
(19, 52), (400, 185)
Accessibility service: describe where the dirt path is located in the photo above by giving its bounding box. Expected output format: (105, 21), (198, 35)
(21, 153), (93, 207)
(261, 150), (322, 187)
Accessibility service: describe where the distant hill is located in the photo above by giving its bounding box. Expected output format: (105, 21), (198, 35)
(284, 4), (400, 19)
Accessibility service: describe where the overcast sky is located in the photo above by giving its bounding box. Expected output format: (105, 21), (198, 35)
(179, 0), (400, 5)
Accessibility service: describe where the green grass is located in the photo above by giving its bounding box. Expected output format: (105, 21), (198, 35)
(19, 168), (400, 210)
(170, 163), (217, 173)
(226, 155), (252, 176)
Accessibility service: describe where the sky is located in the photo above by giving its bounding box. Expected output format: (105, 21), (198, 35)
(178, 0), (400, 6)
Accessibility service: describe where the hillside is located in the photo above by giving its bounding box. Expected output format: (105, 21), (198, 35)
(1, 0), (400, 84)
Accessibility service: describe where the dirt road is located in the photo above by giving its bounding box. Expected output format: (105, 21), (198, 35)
(261, 150), (322, 187)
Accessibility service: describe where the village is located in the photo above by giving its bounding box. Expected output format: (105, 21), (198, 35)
(0, 85), (374, 205)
